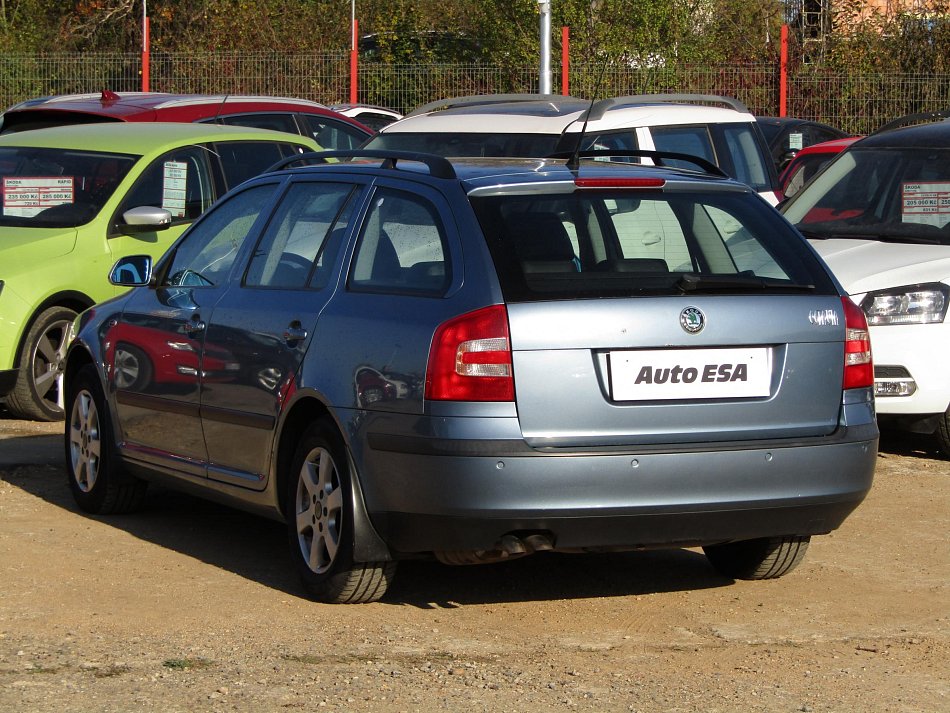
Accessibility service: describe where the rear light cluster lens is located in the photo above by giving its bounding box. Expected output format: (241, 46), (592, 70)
(842, 296), (873, 390)
(425, 305), (514, 402)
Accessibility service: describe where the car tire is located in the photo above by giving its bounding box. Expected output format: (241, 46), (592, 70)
(113, 343), (153, 391)
(65, 364), (148, 514)
(703, 535), (810, 580)
(5, 306), (77, 421)
(936, 408), (950, 459)
(286, 420), (396, 603)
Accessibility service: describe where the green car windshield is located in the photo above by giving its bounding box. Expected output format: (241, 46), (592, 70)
(0, 147), (137, 228)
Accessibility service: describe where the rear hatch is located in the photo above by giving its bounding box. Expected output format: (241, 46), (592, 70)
(469, 172), (846, 448)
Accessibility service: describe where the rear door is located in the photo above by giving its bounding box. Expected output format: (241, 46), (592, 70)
(471, 182), (845, 448)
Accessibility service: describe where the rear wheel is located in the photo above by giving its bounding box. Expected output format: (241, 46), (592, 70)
(66, 364), (147, 514)
(703, 535), (810, 580)
(286, 420), (395, 603)
(6, 306), (77, 421)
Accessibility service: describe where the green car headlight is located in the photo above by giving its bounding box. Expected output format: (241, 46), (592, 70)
(860, 283), (949, 326)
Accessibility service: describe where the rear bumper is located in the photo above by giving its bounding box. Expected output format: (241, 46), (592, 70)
(358, 423), (878, 554)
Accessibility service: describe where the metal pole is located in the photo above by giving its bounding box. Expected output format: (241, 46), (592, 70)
(538, 0), (551, 94)
(349, 0), (358, 104)
(141, 0), (150, 92)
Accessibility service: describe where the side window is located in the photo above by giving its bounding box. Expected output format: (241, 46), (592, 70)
(722, 124), (771, 191)
(215, 141), (304, 189)
(299, 116), (369, 150)
(650, 126), (716, 169)
(163, 183), (277, 287)
(245, 182), (356, 289)
(117, 146), (213, 223)
(219, 113), (300, 134)
(349, 188), (450, 295)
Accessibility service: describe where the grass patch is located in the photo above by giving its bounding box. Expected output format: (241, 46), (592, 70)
(162, 658), (213, 671)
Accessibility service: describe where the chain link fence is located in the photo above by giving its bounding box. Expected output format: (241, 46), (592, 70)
(1, 52), (948, 135)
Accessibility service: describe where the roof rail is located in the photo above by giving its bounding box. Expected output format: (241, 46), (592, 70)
(408, 93), (585, 117)
(546, 148), (727, 177)
(874, 109), (950, 134)
(266, 150), (457, 179)
(585, 94), (750, 122)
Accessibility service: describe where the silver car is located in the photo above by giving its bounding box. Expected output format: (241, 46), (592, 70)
(64, 149), (878, 603)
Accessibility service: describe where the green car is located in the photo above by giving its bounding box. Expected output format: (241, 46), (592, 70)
(0, 122), (319, 420)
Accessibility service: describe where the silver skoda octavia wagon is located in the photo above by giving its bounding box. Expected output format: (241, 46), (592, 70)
(64, 149), (878, 603)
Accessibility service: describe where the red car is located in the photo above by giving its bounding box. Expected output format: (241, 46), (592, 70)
(779, 136), (859, 199)
(0, 91), (373, 150)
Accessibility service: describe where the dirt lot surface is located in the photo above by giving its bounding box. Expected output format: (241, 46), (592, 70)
(0, 408), (947, 713)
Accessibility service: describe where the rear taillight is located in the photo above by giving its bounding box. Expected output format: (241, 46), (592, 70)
(425, 305), (514, 402)
(842, 296), (873, 390)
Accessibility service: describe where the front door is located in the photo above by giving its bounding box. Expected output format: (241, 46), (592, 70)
(199, 179), (364, 486)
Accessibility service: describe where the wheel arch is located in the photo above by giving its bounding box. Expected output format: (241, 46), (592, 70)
(13, 291), (95, 369)
(275, 395), (392, 564)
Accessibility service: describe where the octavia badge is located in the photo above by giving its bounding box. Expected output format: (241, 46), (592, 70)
(680, 306), (705, 334)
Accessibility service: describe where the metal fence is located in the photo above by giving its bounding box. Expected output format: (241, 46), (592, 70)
(2, 52), (949, 134)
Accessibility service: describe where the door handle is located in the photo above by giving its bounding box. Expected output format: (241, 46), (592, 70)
(183, 318), (206, 335)
(283, 322), (308, 344)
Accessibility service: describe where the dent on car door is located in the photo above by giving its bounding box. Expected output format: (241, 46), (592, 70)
(109, 182), (281, 477)
(200, 179), (364, 487)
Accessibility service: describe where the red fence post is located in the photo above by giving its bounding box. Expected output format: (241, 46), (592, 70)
(141, 16), (150, 92)
(561, 27), (569, 96)
(780, 24), (788, 117)
(350, 19), (358, 104)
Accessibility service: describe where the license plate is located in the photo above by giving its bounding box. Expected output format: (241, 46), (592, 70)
(609, 347), (771, 401)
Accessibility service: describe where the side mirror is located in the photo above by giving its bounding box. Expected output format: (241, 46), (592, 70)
(118, 206), (173, 235)
(110, 255), (153, 287)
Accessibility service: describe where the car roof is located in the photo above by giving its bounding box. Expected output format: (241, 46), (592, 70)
(386, 94), (754, 136)
(1, 91), (373, 134)
(7, 91), (332, 116)
(269, 151), (746, 194)
(855, 119), (950, 149)
(0, 121), (319, 154)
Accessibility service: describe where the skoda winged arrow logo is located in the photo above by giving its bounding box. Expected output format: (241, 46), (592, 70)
(680, 306), (705, 334)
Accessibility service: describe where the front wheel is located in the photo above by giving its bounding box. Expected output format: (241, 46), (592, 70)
(286, 421), (395, 603)
(703, 535), (810, 580)
(65, 364), (148, 514)
(5, 306), (77, 421)
(936, 408), (950, 459)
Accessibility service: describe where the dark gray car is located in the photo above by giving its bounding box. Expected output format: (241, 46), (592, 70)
(63, 150), (878, 603)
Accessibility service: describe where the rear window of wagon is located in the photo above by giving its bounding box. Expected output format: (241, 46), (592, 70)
(470, 188), (837, 302)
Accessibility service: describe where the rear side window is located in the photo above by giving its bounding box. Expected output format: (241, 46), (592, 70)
(298, 116), (369, 151)
(348, 187), (450, 296)
(218, 113), (299, 134)
(721, 124), (772, 193)
(650, 126), (716, 169)
(214, 141), (305, 188)
(471, 188), (836, 302)
(367, 132), (562, 158)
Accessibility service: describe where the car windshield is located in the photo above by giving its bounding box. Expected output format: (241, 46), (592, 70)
(365, 131), (562, 157)
(471, 187), (835, 302)
(783, 146), (950, 245)
(0, 146), (137, 228)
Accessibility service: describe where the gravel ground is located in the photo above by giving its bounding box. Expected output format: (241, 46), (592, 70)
(0, 411), (947, 712)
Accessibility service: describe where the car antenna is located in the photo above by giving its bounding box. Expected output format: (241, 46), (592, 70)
(566, 55), (609, 172)
(213, 94), (231, 124)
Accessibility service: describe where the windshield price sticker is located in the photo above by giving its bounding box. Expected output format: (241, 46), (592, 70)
(609, 347), (771, 401)
(902, 182), (950, 228)
(2, 176), (74, 217)
(162, 161), (188, 218)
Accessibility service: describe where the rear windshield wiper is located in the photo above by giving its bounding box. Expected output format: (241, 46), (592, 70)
(675, 272), (815, 293)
